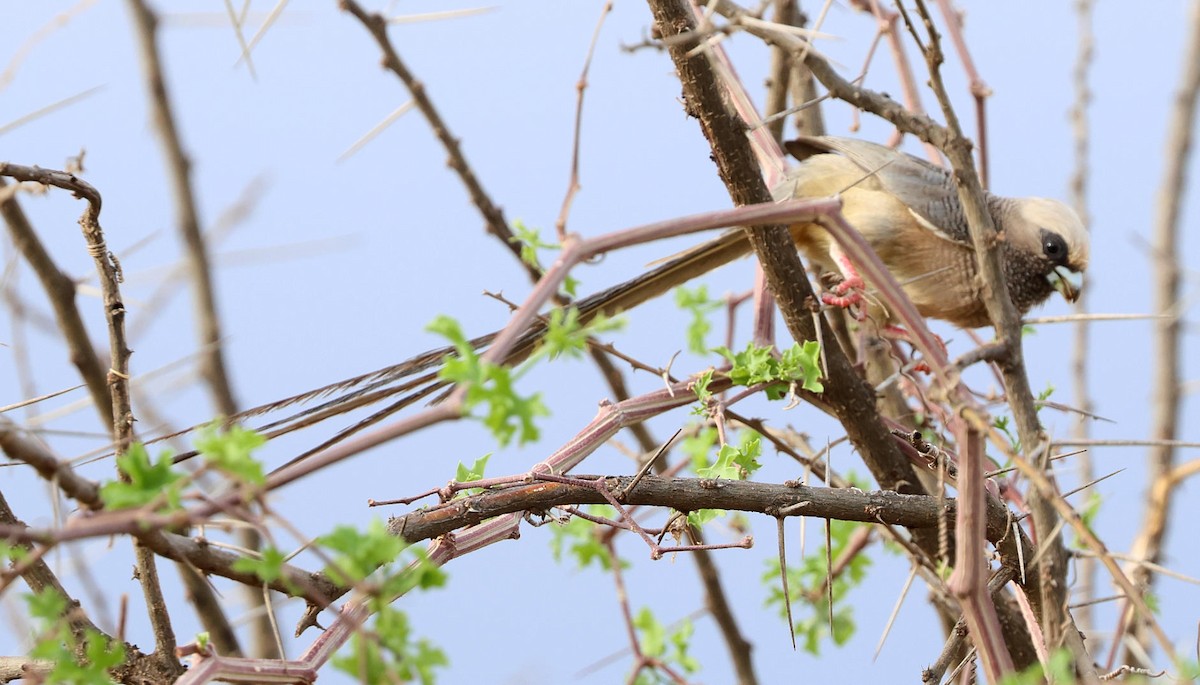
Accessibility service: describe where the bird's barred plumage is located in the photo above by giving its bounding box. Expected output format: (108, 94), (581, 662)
(774, 136), (1089, 327)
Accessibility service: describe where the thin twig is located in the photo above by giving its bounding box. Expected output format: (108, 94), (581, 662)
(1067, 0), (1097, 631)
(340, 0), (533, 281)
(0, 177), (113, 429)
(554, 0), (612, 241)
(125, 0), (266, 659)
(0, 491), (105, 641)
(897, 4), (1012, 677)
(1123, 0), (1200, 666)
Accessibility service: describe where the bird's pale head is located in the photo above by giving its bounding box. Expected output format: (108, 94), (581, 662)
(1007, 197), (1089, 306)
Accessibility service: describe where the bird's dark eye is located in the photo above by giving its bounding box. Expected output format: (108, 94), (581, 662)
(1041, 231), (1068, 265)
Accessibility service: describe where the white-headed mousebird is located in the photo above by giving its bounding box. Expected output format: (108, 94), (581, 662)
(773, 136), (1089, 328)
(575, 135), (1090, 332)
(262, 137), (1090, 441)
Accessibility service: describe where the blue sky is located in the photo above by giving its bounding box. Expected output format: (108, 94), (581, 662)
(1, 2), (1198, 683)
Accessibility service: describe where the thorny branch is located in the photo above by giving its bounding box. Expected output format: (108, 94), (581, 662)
(124, 0), (253, 658)
(338, 0), (533, 282)
(0, 164), (181, 678)
(1123, 0), (1200, 666)
(0, 178), (113, 429)
(1069, 0), (1097, 636)
(6, 2), (1195, 683)
(899, 3), (1011, 678)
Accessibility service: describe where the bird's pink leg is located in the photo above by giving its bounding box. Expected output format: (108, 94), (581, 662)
(820, 244), (866, 309)
(879, 324), (948, 374)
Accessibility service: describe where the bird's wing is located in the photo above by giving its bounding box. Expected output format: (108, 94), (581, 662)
(785, 136), (973, 246)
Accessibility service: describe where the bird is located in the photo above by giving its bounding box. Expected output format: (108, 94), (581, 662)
(770, 136), (1090, 328)
(566, 136), (1089, 333)
(245, 136), (1090, 460)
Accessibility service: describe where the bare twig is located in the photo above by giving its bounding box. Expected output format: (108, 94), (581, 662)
(0, 86), (104, 139)
(0, 161), (183, 675)
(764, 0), (798, 144)
(896, 5), (1010, 677)
(125, 0), (240, 423)
(340, 1), (533, 281)
(124, 0), (260, 658)
(0, 178), (112, 429)
(921, 567), (1014, 684)
(0, 0), (97, 92)
(174, 601), (369, 685)
(1123, 0), (1200, 666)
(0, 491), (104, 641)
(933, 0), (991, 185)
(0, 165), (133, 444)
(554, 0), (613, 240)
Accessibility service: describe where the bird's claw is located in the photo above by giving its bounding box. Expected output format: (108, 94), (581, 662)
(819, 275), (866, 310)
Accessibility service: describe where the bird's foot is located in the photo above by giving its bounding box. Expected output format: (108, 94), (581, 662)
(819, 274), (866, 311)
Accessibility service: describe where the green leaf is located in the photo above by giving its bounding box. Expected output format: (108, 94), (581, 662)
(762, 518), (873, 655)
(999, 648), (1074, 685)
(455, 453), (491, 484)
(333, 632), (387, 684)
(731, 432), (762, 475)
(668, 618), (699, 673)
(196, 425), (266, 485)
(1037, 383), (1055, 402)
(634, 608), (700, 676)
(475, 362), (549, 446)
(696, 444), (739, 480)
(563, 274), (580, 298)
(674, 285), (722, 355)
(687, 508), (726, 528)
(0, 541), (27, 563)
(779, 340), (824, 393)
(716, 343), (777, 386)
(509, 220), (555, 269)
(549, 506), (621, 571)
(696, 434), (760, 480)
(452, 453), (491, 498)
(100, 443), (184, 512)
(320, 520), (407, 586)
(716, 340), (824, 396)
(534, 307), (623, 363)
(430, 315), (549, 446)
(24, 590), (126, 683)
(508, 220), (582, 296)
(681, 427), (717, 472)
(83, 630), (125, 672)
(319, 521), (447, 597)
(634, 607), (666, 657)
(1143, 590), (1160, 614)
(232, 547), (289, 586)
(992, 415), (1020, 453)
(427, 314), (474, 355)
(1072, 492), (1102, 549)
(793, 607), (855, 654)
(690, 369), (715, 412)
(25, 589), (68, 621)
(1176, 659), (1200, 680)
(333, 606), (447, 685)
(376, 547), (447, 599)
(688, 429), (761, 527)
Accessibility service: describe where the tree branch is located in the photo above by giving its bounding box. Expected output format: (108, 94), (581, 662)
(1124, 0), (1200, 665)
(0, 178), (112, 429)
(124, 0), (260, 658)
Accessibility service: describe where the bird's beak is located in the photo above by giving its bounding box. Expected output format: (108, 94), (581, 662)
(1047, 266), (1083, 303)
